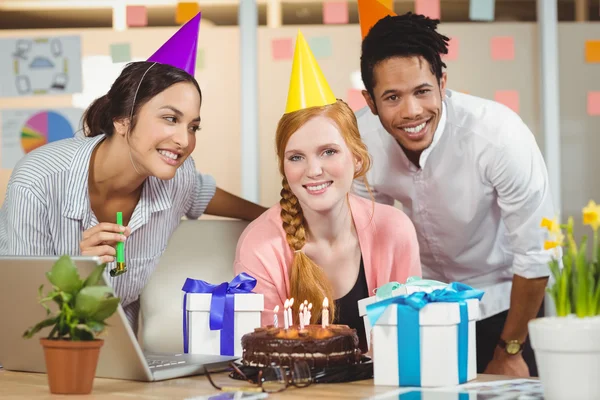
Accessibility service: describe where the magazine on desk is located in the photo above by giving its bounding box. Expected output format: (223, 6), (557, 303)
(368, 379), (544, 400)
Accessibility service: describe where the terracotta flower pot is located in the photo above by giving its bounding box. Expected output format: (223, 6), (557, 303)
(40, 338), (104, 394)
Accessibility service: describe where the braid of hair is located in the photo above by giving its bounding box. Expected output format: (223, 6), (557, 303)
(279, 178), (336, 325)
(280, 178), (306, 251)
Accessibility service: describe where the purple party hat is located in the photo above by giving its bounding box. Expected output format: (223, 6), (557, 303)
(147, 12), (201, 76)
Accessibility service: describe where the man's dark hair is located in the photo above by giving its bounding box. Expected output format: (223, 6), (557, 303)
(360, 12), (450, 99)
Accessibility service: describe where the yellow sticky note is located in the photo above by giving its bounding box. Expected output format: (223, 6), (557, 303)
(196, 48), (204, 71)
(377, 0), (394, 10)
(585, 40), (600, 63)
(176, 2), (199, 25)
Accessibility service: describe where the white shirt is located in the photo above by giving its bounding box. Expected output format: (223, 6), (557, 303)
(0, 134), (216, 331)
(353, 89), (555, 319)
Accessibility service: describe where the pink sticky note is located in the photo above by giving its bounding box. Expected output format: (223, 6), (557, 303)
(126, 6), (148, 27)
(415, 0), (441, 20)
(271, 38), (294, 61)
(495, 90), (520, 114)
(443, 37), (459, 61)
(491, 36), (515, 60)
(323, 1), (349, 24)
(587, 92), (600, 116)
(347, 89), (367, 112)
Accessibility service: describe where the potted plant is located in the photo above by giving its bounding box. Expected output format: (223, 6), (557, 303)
(22, 255), (120, 394)
(528, 201), (600, 400)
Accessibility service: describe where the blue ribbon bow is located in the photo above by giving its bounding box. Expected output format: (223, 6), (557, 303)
(181, 273), (257, 355)
(366, 282), (484, 387)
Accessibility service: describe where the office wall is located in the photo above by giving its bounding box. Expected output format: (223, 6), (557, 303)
(0, 23), (598, 217)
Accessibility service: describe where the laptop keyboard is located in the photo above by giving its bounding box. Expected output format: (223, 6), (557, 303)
(146, 358), (187, 369)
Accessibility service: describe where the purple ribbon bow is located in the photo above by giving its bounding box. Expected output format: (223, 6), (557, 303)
(182, 272), (257, 355)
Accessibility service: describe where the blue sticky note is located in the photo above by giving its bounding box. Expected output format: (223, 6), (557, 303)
(308, 36), (332, 59)
(469, 0), (495, 21)
(110, 43), (131, 63)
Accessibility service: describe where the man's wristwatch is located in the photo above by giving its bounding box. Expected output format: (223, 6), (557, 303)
(498, 338), (523, 355)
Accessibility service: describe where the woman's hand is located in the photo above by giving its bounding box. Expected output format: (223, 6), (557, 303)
(80, 223), (131, 263)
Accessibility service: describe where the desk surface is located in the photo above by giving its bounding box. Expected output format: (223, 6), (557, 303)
(0, 369), (524, 400)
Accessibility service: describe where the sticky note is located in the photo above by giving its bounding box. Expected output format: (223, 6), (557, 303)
(176, 2), (199, 25)
(378, 0), (394, 10)
(585, 40), (600, 63)
(494, 90), (519, 114)
(587, 92), (600, 115)
(323, 1), (349, 24)
(347, 89), (367, 112)
(126, 5), (147, 27)
(196, 48), (204, 71)
(308, 36), (333, 59)
(110, 43), (131, 63)
(415, 0), (441, 20)
(271, 38), (294, 61)
(469, 0), (495, 21)
(443, 37), (459, 61)
(491, 36), (515, 60)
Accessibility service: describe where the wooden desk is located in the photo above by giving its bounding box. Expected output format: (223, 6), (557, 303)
(0, 369), (521, 400)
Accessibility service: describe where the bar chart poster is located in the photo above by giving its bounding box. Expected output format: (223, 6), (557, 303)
(1, 108), (83, 168)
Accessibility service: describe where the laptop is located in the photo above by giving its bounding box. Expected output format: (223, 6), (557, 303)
(0, 256), (238, 381)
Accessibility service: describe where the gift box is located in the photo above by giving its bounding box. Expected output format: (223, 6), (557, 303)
(182, 273), (264, 357)
(366, 282), (484, 387)
(358, 277), (448, 350)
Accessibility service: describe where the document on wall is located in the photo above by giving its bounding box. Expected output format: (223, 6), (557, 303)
(0, 35), (83, 97)
(1, 108), (83, 168)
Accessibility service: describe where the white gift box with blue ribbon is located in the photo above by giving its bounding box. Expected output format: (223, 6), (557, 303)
(358, 277), (448, 350)
(182, 273), (264, 357)
(366, 282), (484, 387)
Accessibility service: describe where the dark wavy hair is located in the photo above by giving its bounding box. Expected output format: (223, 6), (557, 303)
(82, 61), (202, 137)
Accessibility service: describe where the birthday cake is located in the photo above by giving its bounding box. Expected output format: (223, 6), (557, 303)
(240, 324), (361, 368)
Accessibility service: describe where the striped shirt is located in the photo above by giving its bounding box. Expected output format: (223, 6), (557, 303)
(0, 134), (216, 332)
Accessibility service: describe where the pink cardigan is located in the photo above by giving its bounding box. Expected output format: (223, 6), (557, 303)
(234, 194), (422, 326)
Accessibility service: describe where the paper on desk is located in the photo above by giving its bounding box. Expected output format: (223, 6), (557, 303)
(186, 392), (268, 400)
(366, 379), (544, 400)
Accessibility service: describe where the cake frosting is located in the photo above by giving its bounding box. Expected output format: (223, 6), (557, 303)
(241, 324), (361, 368)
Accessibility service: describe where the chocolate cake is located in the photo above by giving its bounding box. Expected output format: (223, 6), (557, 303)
(241, 324), (361, 368)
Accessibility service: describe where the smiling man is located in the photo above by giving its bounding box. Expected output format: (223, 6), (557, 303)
(352, 13), (556, 378)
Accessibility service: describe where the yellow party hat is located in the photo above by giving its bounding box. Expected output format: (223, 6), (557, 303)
(285, 31), (336, 114)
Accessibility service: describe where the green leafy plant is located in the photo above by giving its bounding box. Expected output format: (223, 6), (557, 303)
(23, 255), (120, 341)
(542, 201), (600, 317)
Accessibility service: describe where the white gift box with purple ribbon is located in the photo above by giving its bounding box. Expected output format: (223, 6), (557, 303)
(358, 277), (448, 350)
(182, 273), (264, 357)
(366, 282), (484, 387)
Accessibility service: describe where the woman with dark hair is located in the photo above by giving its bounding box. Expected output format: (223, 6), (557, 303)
(0, 14), (266, 331)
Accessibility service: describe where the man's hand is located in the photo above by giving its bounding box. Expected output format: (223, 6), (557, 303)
(484, 346), (530, 377)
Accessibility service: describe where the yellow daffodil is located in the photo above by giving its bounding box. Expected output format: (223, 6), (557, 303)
(540, 216), (564, 250)
(582, 200), (600, 231)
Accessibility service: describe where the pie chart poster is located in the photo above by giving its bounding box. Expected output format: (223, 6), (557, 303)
(0, 35), (82, 97)
(1, 108), (83, 169)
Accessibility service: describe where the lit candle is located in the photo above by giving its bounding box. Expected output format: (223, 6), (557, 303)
(288, 298), (294, 326)
(322, 298), (329, 328)
(283, 299), (290, 329)
(273, 305), (279, 328)
(306, 303), (313, 326)
(299, 303), (305, 330)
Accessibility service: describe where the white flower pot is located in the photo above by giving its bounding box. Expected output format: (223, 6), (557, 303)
(528, 315), (600, 400)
